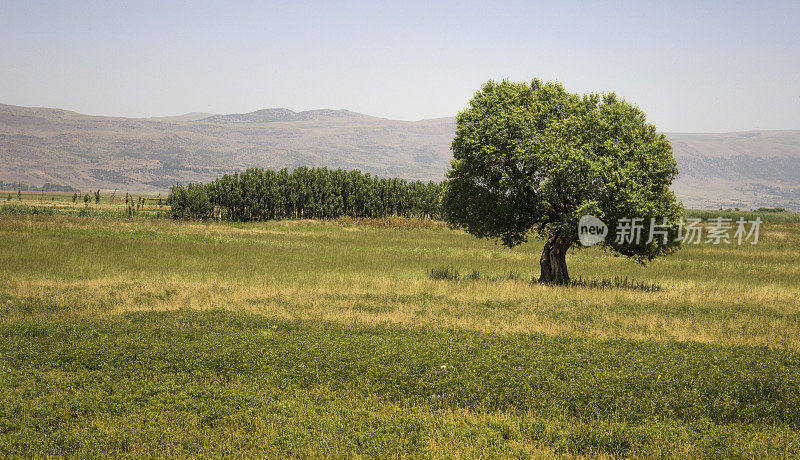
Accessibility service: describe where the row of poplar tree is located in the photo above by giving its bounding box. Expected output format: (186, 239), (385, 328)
(167, 167), (443, 221)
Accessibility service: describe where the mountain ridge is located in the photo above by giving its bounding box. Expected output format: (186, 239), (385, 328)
(1, 103), (799, 210)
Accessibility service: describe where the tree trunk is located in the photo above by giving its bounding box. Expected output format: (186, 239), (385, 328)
(539, 232), (572, 284)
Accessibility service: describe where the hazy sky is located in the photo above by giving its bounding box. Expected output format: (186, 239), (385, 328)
(1, 0), (798, 132)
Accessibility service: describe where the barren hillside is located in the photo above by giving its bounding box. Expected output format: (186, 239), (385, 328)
(2, 103), (798, 209)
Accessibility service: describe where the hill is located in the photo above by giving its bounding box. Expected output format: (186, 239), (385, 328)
(1, 103), (798, 209)
(0, 103), (454, 191)
(148, 112), (217, 122)
(668, 131), (800, 210)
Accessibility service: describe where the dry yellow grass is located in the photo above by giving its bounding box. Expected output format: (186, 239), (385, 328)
(2, 214), (798, 350)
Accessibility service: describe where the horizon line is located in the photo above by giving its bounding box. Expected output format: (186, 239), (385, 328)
(2, 102), (798, 133)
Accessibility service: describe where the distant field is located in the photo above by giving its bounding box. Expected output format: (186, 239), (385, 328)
(0, 190), (166, 218)
(1, 209), (799, 456)
(4, 189), (800, 223)
(685, 208), (800, 223)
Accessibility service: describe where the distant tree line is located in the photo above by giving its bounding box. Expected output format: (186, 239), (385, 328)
(0, 181), (80, 193)
(167, 167), (442, 221)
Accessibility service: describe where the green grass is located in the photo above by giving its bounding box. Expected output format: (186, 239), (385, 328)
(1, 214), (799, 457)
(2, 310), (799, 457)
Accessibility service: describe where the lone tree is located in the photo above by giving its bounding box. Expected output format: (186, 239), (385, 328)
(442, 79), (683, 283)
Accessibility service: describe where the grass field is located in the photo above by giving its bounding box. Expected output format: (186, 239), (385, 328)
(1, 209), (799, 457)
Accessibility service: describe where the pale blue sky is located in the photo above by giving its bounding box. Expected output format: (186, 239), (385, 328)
(1, 0), (798, 132)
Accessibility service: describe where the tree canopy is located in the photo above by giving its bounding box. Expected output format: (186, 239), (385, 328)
(168, 167), (441, 221)
(441, 79), (683, 282)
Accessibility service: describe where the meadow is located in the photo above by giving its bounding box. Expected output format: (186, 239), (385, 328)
(1, 203), (799, 457)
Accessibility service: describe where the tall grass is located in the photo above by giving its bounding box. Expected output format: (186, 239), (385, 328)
(1, 214), (798, 347)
